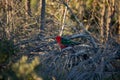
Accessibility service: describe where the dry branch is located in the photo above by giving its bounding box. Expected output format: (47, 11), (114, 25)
(61, 0), (98, 49)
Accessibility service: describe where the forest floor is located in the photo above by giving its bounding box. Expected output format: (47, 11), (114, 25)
(13, 22), (120, 80)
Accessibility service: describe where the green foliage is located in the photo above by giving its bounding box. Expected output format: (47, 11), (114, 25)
(86, 0), (94, 8)
(31, 0), (39, 12)
(0, 38), (19, 79)
(0, 68), (18, 80)
(0, 39), (18, 64)
(12, 56), (41, 80)
(0, 56), (43, 80)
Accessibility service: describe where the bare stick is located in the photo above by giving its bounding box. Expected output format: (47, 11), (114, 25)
(60, 4), (67, 36)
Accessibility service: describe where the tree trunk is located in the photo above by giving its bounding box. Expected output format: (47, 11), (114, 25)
(25, 0), (31, 17)
(100, 0), (105, 43)
(40, 0), (46, 31)
(106, 0), (115, 41)
(118, 0), (120, 42)
(79, 0), (84, 21)
(5, 0), (13, 39)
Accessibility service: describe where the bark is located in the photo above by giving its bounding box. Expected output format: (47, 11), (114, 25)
(5, 0), (13, 39)
(100, 0), (105, 43)
(40, 0), (46, 31)
(25, 0), (31, 17)
(79, 0), (84, 21)
(106, 0), (115, 41)
(118, 0), (120, 42)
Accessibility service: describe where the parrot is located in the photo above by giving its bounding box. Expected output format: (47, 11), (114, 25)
(55, 36), (89, 60)
(55, 36), (80, 49)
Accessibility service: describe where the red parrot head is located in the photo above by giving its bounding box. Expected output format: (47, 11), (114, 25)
(55, 36), (66, 49)
(55, 36), (61, 42)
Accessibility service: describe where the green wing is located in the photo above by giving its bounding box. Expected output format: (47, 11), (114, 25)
(61, 38), (79, 46)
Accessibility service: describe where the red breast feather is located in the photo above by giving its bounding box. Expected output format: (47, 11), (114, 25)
(55, 36), (66, 49)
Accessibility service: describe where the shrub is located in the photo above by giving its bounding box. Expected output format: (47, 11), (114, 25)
(0, 38), (17, 64)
